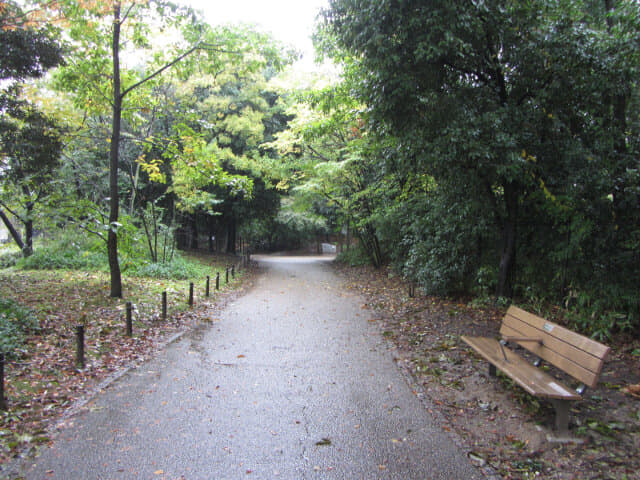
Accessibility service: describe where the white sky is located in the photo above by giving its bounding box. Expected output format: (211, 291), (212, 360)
(183, 0), (330, 70)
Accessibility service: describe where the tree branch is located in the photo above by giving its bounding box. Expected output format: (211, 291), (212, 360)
(121, 43), (242, 99)
(121, 44), (200, 98)
(0, 198), (23, 221)
(0, 205), (25, 251)
(306, 145), (333, 162)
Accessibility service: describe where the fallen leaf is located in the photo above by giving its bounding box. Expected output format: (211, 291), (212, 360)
(622, 384), (640, 398)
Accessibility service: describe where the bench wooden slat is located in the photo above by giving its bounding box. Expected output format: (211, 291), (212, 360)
(501, 318), (603, 373)
(500, 323), (601, 388)
(461, 335), (581, 400)
(505, 306), (610, 358)
(461, 306), (611, 434)
(501, 306), (610, 388)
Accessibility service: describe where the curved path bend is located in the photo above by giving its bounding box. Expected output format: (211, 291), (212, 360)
(19, 255), (482, 480)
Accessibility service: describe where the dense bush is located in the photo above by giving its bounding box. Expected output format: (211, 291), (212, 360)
(0, 249), (21, 269)
(336, 245), (371, 267)
(0, 297), (39, 358)
(128, 255), (211, 280)
(16, 234), (106, 271)
(10, 227), (216, 281)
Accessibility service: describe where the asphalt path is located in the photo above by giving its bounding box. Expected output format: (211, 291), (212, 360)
(18, 255), (482, 480)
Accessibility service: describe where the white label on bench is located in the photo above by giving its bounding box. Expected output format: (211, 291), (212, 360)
(548, 382), (572, 396)
(543, 323), (555, 333)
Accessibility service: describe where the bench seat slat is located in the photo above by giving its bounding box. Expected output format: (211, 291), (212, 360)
(461, 335), (581, 400)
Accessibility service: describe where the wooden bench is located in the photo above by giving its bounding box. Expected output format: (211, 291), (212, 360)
(461, 306), (610, 435)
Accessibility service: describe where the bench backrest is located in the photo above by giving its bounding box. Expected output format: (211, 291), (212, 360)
(500, 306), (610, 389)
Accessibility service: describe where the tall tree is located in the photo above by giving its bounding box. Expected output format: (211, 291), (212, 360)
(320, 0), (640, 300)
(0, 0), (64, 256)
(47, 0), (259, 296)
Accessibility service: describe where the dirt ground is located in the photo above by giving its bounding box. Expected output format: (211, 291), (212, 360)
(335, 263), (640, 480)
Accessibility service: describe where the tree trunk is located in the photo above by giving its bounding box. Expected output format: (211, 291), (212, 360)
(226, 217), (236, 254)
(190, 214), (198, 249)
(604, 0), (630, 226)
(496, 182), (518, 298)
(359, 225), (383, 268)
(208, 219), (215, 252)
(108, 2), (123, 298)
(0, 207), (25, 253)
(24, 201), (33, 257)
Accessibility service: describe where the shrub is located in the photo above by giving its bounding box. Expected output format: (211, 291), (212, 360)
(0, 298), (39, 358)
(0, 250), (21, 269)
(128, 255), (210, 280)
(337, 246), (371, 266)
(16, 231), (106, 271)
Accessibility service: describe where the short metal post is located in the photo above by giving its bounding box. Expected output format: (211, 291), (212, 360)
(126, 302), (133, 337)
(76, 325), (85, 369)
(225, 267), (229, 284)
(231, 265), (235, 279)
(162, 291), (167, 321)
(189, 282), (194, 307)
(0, 353), (6, 410)
(216, 272), (220, 290)
(488, 363), (497, 377)
(206, 276), (210, 297)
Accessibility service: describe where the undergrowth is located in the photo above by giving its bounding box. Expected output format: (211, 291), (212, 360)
(0, 298), (39, 359)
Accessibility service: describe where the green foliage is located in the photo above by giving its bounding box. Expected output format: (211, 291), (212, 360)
(336, 246), (370, 267)
(0, 297), (39, 358)
(0, 246), (21, 268)
(11, 223), (214, 281)
(564, 287), (638, 341)
(310, 0), (640, 334)
(16, 233), (106, 271)
(127, 255), (209, 280)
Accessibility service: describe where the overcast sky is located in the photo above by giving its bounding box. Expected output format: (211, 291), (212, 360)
(184, 0), (330, 70)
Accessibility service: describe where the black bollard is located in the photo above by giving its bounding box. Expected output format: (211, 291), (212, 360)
(0, 353), (5, 410)
(216, 272), (220, 290)
(189, 282), (194, 307)
(206, 276), (210, 297)
(76, 325), (85, 369)
(225, 267), (229, 284)
(162, 291), (167, 321)
(126, 302), (133, 337)
(231, 265), (235, 279)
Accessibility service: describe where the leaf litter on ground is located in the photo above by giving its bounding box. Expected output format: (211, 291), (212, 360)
(334, 262), (640, 480)
(0, 253), (252, 466)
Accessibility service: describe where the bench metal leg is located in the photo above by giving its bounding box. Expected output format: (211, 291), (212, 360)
(488, 363), (496, 377)
(551, 400), (570, 434)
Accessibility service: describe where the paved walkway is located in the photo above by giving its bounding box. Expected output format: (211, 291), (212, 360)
(18, 255), (482, 479)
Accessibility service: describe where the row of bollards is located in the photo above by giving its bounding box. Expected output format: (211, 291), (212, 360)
(74, 265), (240, 366)
(0, 264), (244, 409)
(1, 263), (243, 411)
